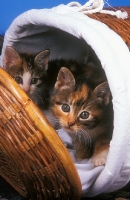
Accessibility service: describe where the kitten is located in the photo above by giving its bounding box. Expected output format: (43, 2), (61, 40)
(50, 67), (113, 166)
(40, 50), (107, 130)
(3, 46), (50, 109)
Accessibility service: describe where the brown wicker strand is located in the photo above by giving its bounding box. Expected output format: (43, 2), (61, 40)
(0, 67), (81, 199)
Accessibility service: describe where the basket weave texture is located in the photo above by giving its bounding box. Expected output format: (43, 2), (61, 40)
(88, 7), (130, 48)
(0, 6), (130, 200)
(0, 67), (81, 200)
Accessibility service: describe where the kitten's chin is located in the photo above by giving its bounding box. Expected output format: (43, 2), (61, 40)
(64, 127), (74, 134)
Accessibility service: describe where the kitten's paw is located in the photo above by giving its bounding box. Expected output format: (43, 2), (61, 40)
(92, 149), (108, 167)
(92, 157), (107, 167)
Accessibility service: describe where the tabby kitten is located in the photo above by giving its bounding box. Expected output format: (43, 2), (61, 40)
(50, 67), (113, 166)
(3, 46), (50, 109)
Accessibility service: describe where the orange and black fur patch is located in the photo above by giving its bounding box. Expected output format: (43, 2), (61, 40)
(51, 67), (113, 165)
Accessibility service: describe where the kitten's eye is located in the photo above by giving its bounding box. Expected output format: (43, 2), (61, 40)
(61, 104), (70, 112)
(31, 78), (39, 84)
(15, 77), (23, 84)
(79, 111), (89, 119)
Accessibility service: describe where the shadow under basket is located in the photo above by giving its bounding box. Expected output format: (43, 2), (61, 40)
(0, 6), (130, 200)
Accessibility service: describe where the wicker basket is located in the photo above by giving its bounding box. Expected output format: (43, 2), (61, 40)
(0, 67), (81, 199)
(0, 6), (130, 200)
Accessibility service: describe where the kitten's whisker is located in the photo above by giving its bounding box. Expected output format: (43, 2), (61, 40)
(80, 129), (92, 156)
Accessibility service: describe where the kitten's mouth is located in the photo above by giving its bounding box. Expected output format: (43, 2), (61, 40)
(64, 127), (74, 133)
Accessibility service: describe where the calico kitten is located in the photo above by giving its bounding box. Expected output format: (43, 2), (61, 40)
(3, 46), (50, 109)
(50, 67), (113, 166)
(39, 50), (107, 130)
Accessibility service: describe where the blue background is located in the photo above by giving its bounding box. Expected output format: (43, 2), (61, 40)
(0, 0), (129, 34)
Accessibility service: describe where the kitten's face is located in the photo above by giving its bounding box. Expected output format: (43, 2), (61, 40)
(9, 58), (42, 94)
(3, 46), (50, 109)
(51, 67), (112, 143)
(52, 84), (109, 136)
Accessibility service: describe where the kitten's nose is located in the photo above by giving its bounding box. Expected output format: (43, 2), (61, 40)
(68, 120), (75, 127)
(23, 85), (30, 93)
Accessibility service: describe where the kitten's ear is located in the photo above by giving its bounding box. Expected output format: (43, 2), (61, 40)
(34, 49), (50, 71)
(3, 46), (21, 69)
(55, 67), (75, 90)
(94, 81), (111, 105)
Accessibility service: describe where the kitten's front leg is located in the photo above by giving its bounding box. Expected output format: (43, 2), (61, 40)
(92, 139), (110, 167)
